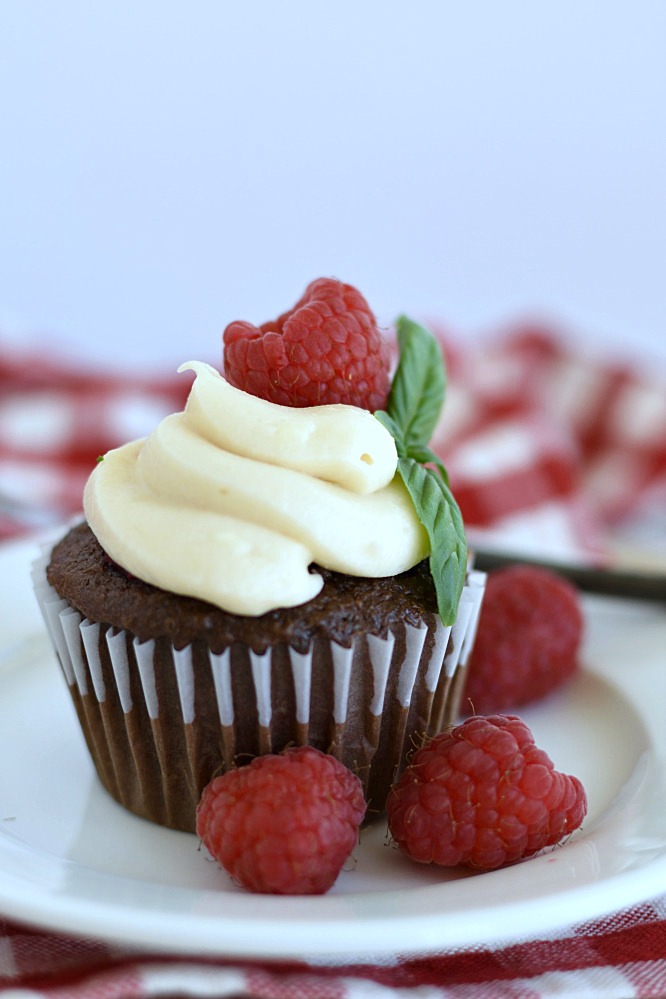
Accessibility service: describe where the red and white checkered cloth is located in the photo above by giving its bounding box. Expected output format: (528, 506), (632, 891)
(2, 901), (666, 997)
(2, 324), (665, 559)
(1, 326), (666, 997)
(430, 323), (666, 565)
(0, 349), (189, 541)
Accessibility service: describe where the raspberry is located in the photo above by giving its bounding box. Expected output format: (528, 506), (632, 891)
(462, 565), (583, 713)
(222, 277), (390, 410)
(196, 746), (366, 895)
(387, 714), (587, 871)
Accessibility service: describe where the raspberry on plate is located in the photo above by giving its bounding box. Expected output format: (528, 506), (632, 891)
(196, 746), (367, 895)
(387, 714), (587, 871)
(462, 564), (583, 713)
(222, 277), (391, 410)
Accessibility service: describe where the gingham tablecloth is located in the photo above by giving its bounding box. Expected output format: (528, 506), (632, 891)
(2, 901), (666, 998)
(1, 325), (665, 998)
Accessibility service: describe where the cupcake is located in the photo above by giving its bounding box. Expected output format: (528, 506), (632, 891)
(32, 279), (485, 832)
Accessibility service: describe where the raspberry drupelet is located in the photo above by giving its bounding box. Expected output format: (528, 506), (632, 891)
(223, 277), (391, 410)
(387, 714), (587, 871)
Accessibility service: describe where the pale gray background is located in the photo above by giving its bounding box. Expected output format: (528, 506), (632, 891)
(1, 1), (665, 371)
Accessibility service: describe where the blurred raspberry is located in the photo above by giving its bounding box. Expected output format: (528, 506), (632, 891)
(387, 714), (587, 871)
(196, 746), (366, 895)
(463, 564), (583, 712)
(223, 277), (390, 410)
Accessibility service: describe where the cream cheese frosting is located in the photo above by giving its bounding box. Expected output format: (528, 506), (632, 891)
(83, 361), (429, 616)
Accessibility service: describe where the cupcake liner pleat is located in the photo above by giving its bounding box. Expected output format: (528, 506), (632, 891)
(33, 549), (485, 833)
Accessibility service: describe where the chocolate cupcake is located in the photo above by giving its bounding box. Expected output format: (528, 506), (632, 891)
(32, 281), (485, 833)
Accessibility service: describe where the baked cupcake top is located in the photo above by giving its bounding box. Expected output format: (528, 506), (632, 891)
(47, 520), (439, 652)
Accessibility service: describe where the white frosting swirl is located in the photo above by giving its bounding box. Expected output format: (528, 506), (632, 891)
(83, 362), (429, 616)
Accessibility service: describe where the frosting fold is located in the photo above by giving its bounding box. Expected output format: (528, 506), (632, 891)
(84, 362), (429, 616)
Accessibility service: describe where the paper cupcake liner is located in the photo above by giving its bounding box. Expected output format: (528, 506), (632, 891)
(32, 548), (485, 832)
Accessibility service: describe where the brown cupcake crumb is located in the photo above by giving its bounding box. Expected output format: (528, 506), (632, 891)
(47, 522), (439, 653)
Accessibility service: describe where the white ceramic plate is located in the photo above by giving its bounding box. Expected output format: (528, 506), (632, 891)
(1, 536), (665, 959)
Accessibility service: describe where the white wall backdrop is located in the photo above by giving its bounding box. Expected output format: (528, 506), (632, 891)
(1, 1), (665, 371)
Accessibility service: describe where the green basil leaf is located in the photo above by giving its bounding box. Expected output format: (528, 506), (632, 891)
(397, 456), (467, 625)
(404, 444), (450, 485)
(373, 410), (407, 457)
(375, 317), (466, 624)
(387, 315), (446, 450)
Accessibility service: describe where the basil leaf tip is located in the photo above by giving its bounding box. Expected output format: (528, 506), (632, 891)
(376, 317), (467, 625)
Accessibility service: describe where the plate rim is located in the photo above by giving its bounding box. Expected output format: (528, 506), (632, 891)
(1, 535), (666, 959)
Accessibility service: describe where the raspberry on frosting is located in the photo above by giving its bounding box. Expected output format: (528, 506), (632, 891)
(196, 746), (367, 895)
(387, 714), (587, 871)
(462, 565), (584, 713)
(222, 277), (391, 410)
